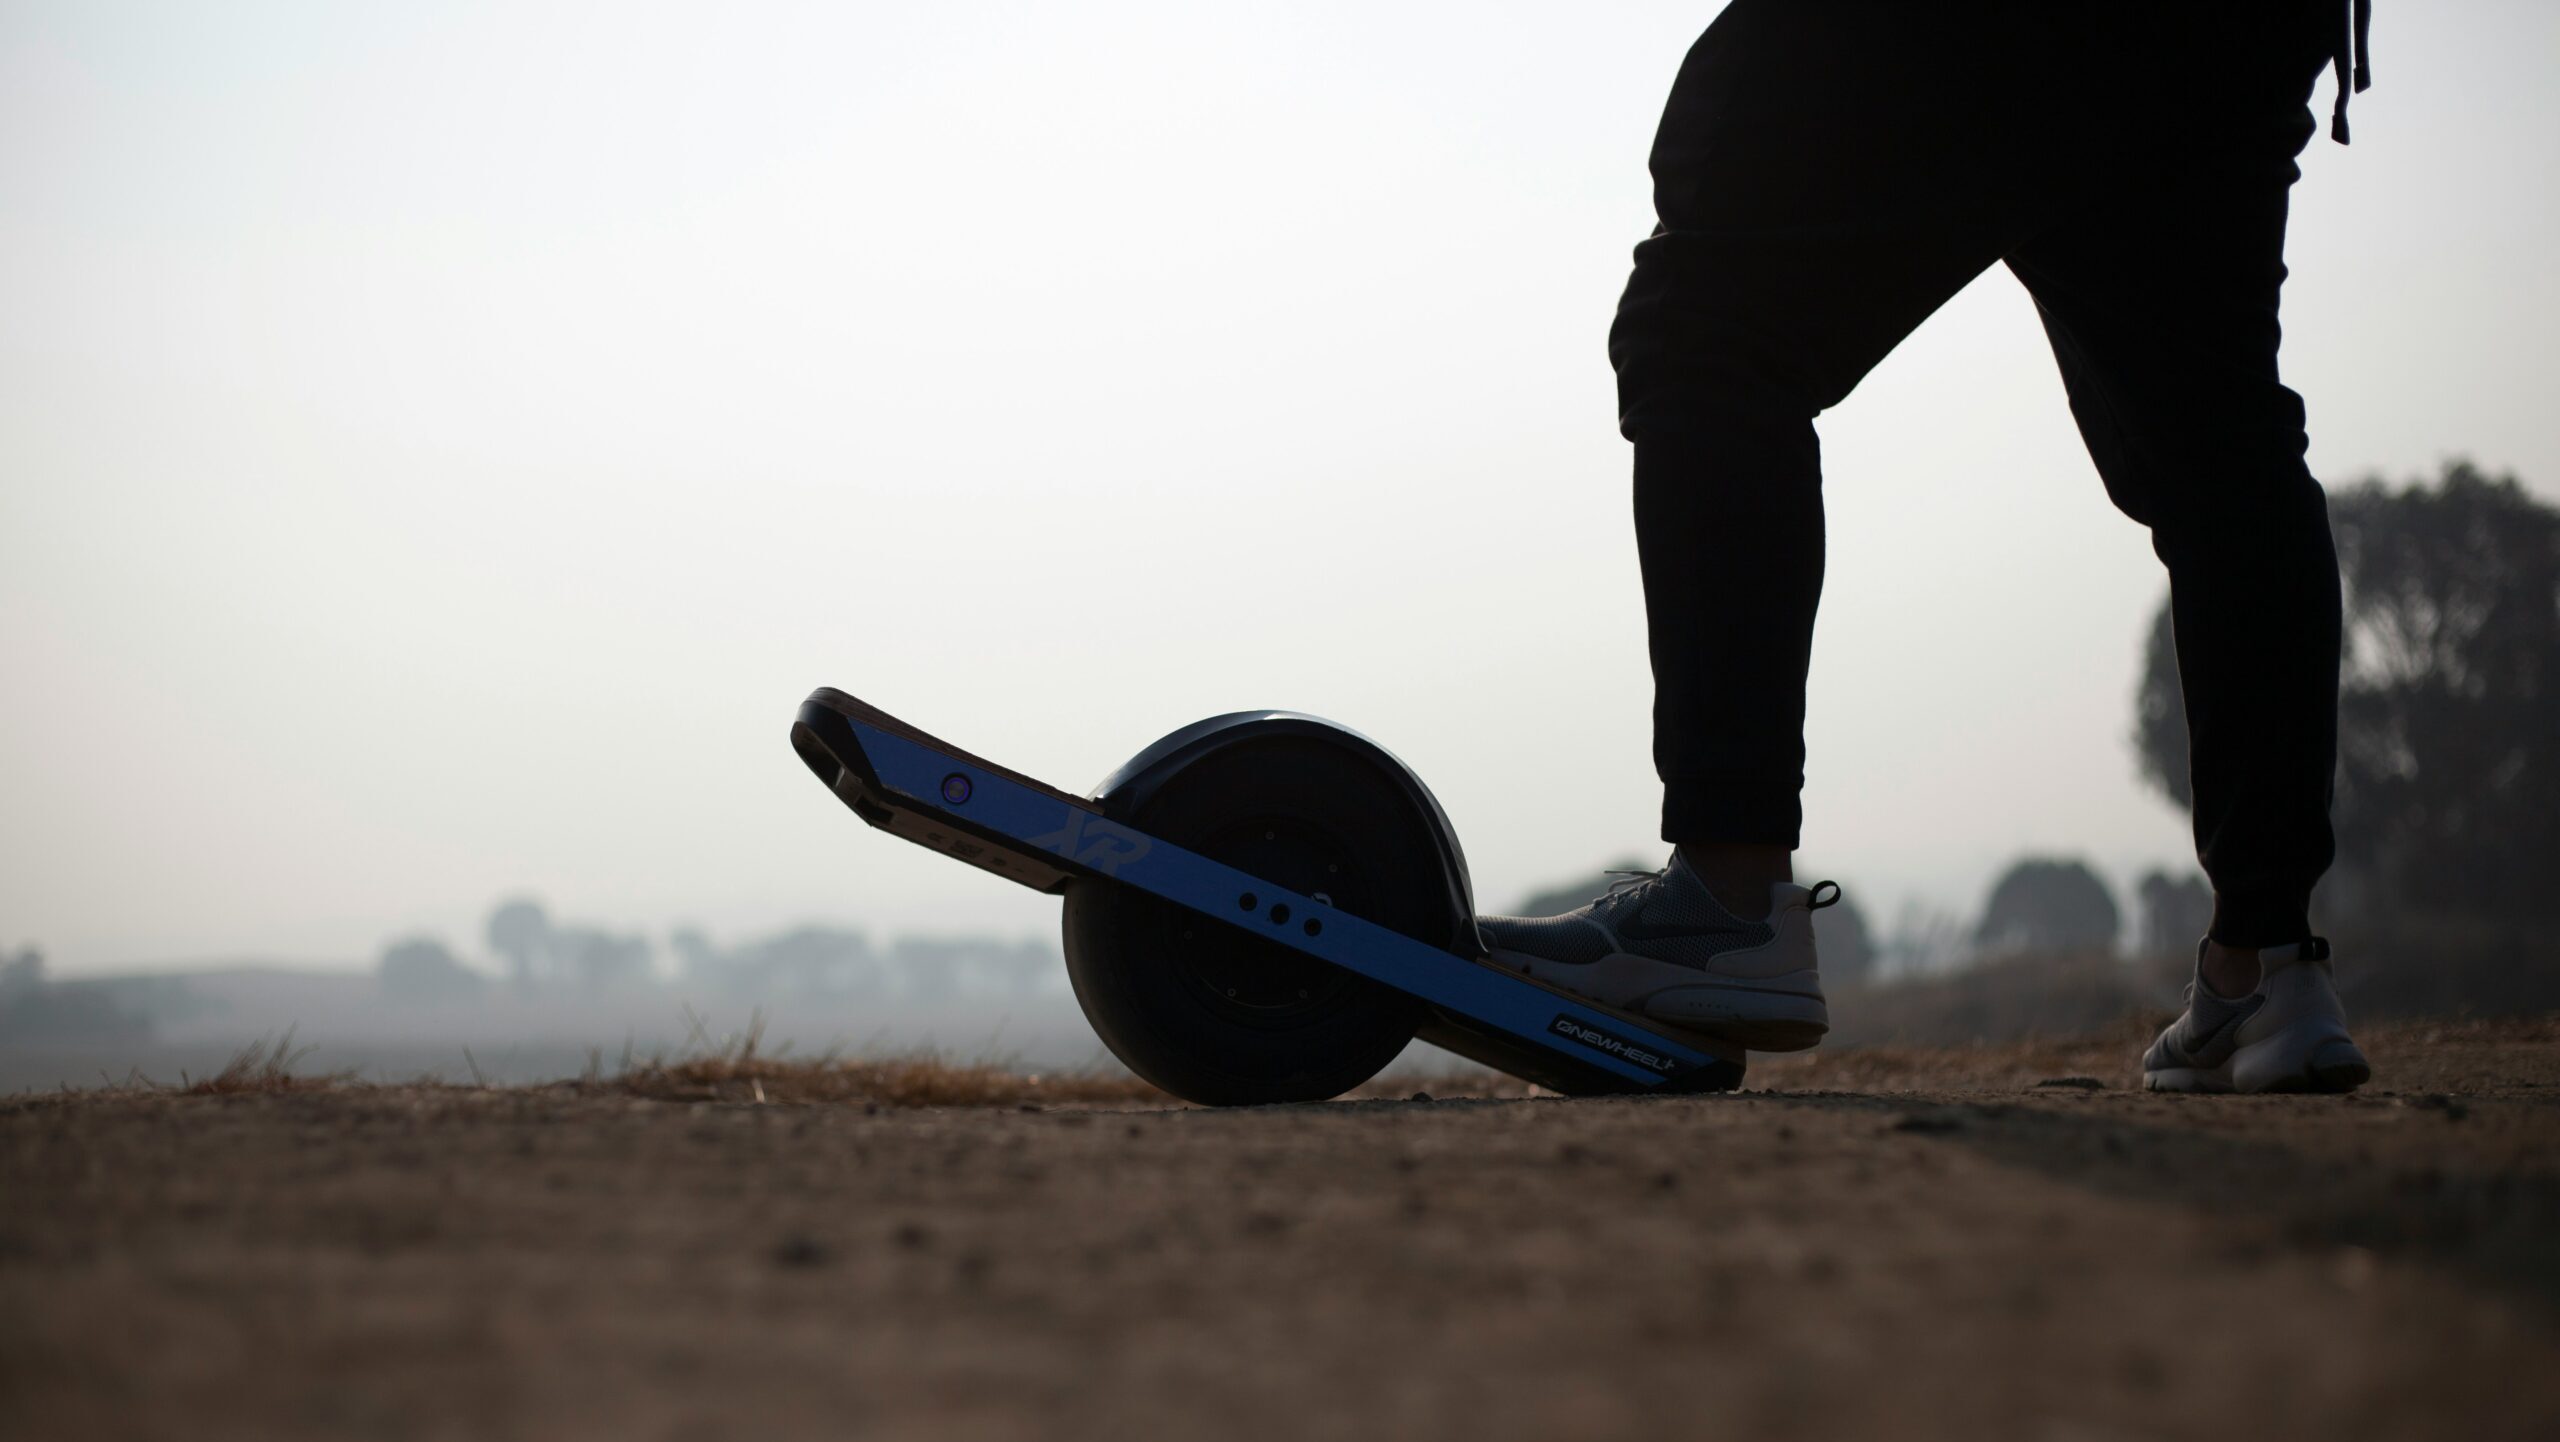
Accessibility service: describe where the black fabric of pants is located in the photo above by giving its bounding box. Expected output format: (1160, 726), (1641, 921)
(1610, 0), (2343, 947)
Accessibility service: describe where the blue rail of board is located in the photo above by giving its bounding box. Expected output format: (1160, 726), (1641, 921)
(850, 721), (1711, 1087)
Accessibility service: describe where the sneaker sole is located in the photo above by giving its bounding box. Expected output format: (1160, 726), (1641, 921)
(1484, 949), (1829, 1053)
(1638, 985), (1830, 1052)
(2145, 1037), (2371, 1095)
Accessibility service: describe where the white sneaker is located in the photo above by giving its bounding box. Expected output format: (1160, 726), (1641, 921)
(2142, 938), (2370, 1093)
(1476, 853), (1833, 1052)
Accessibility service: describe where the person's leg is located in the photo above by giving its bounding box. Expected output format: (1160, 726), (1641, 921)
(2008, 5), (2364, 1093)
(1477, 0), (2054, 1046)
(1609, 0), (2051, 911)
(2005, 19), (2340, 973)
(1635, 424), (1816, 919)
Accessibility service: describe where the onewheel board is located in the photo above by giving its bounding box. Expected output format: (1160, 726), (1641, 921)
(791, 688), (1745, 1103)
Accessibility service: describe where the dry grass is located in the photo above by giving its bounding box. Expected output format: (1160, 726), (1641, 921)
(580, 1013), (1169, 1107)
(179, 1030), (348, 1097)
(19, 1013), (1170, 1110)
(31, 1006), (1552, 1110)
(28, 1014), (2560, 1115)
(580, 1013), (1549, 1106)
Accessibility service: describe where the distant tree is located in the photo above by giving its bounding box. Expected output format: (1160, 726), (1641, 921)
(949, 937), (1051, 994)
(486, 898), (553, 989)
(1, 947), (42, 996)
(2135, 460), (2560, 923)
(670, 927), (721, 983)
(2133, 602), (2186, 814)
(684, 927), (1060, 1000)
(738, 927), (879, 996)
(2135, 870), (2213, 959)
(550, 927), (653, 991)
(957, 937), (1055, 995)
(1812, 890), (1877, 985)
(377, 936), (486, 1004)
(891, 935), (966, 1002)
(1879, 901), (1971, 978)
(670, 927), (732, 993)
(1975, 857), (2120, 956)
(0, 947), (153, 1046)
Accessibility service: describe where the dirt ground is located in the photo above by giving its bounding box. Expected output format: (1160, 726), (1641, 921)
(6, 1016), (2558, 1442)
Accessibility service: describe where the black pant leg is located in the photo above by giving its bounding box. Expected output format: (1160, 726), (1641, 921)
(2006, 38), (2340, 946)
(1610, 0), (2039, 847)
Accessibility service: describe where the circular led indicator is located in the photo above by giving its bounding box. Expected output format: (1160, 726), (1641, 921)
(940, 773), (973, 805)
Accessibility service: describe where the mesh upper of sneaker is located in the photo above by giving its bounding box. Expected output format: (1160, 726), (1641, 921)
(1480, 861), (1777, 971)
(1477, 911), (1613, 964)
(2145, 939), (2351, 1073)
(2144, 978), (2263, 1071)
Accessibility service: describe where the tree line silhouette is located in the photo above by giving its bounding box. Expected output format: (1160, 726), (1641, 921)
(1523, 459), (2557, 1010)
(2134, 459), (2558, 1010)
(372, 898), (1060, 1005)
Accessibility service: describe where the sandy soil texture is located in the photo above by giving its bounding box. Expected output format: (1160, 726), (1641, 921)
(5, 1017), (2558, 1442)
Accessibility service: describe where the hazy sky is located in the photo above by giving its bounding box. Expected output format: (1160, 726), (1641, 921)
(6, 1), (2557, 975)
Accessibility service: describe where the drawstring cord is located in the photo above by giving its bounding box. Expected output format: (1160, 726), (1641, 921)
(2330, 0), (2374, 144)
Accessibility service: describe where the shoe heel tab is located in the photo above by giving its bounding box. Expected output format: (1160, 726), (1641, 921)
(1766, 880), (1839, 916)
(2262, 936), (2334, 970)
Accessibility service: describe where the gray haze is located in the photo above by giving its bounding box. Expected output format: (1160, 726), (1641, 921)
(6, 1), (2557, 984)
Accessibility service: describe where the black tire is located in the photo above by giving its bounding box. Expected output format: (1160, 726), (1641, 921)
(1062, 733), (1435, 1105)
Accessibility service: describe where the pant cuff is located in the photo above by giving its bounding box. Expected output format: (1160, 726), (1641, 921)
(1662, 776), (1802, 850)
(2208, 890), (2316, 949)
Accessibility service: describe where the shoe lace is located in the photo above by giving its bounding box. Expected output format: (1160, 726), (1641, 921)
(1591, 866), (1663, 920)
